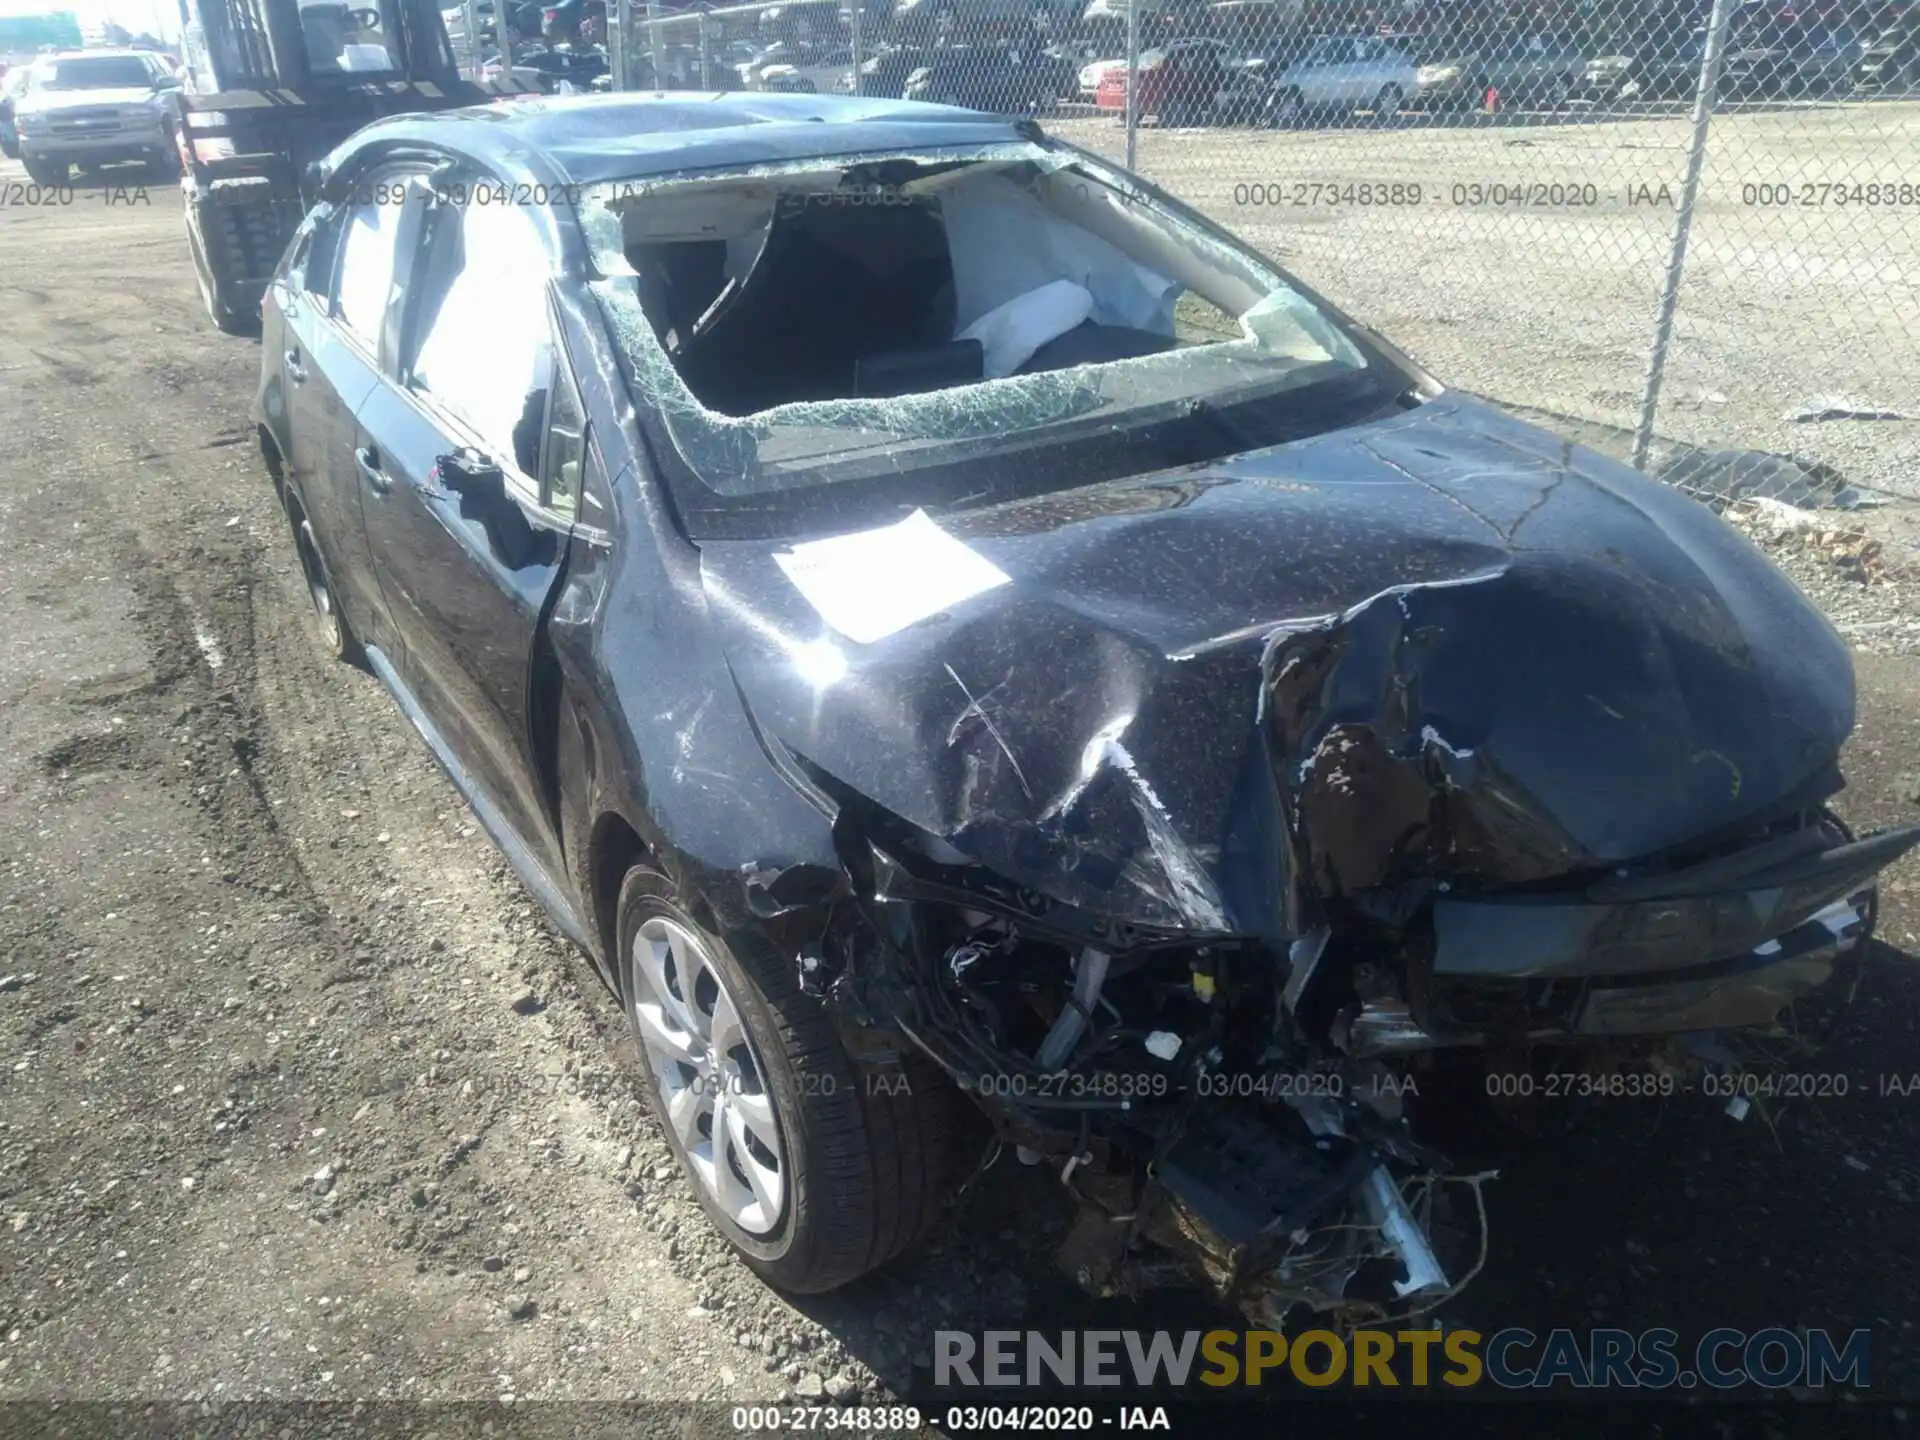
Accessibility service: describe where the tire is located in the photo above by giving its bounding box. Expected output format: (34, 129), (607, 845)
(0, 132), (18, 160)
(290, 509), (367, 668)
(1268, 87), (1303, 128)
(1372, 83), (1402, 123)
(186, 192), (273, 337)
(616, 864), (955, 1293)
(21, 154), (68, 186)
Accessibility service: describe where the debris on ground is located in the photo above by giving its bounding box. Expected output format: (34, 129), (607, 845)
(1789, 397), (1908, 424)
(1724, 498), (1892, 585)
(1659, 447), (1887, 511)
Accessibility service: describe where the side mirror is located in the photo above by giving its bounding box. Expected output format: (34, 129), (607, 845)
(436, 447), (506, 502)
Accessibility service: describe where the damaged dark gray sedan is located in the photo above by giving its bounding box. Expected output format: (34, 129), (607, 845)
(254, 91), (1920, 1319)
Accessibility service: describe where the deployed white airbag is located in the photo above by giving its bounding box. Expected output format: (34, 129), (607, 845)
(940, 172), (1179, 339)
(958, 279), (1096, 379)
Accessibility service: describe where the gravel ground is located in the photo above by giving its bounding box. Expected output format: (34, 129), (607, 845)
(1049, 95), (1920, 503)
(4, 153), (1920, 1419)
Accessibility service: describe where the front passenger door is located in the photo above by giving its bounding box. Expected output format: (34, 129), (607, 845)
(352, 184), (578, 880)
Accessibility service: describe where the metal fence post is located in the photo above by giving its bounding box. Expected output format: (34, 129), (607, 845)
(460, 0), (480, 77)
(645, 0), (667, 93)
(1123, 0), (1139, 171)
(608, 0), (627, 89)
(851, 0), (863, 97)
(699, 12), (711, 90)
(1631, 0), (1736, 470)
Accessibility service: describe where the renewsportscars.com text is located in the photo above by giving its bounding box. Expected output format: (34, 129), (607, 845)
(934, 1327), (1871, 1391)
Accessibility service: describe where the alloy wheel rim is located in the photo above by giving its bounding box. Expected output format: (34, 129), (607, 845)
(297, 523), (342, 650)
(629, 915), (786, 1234)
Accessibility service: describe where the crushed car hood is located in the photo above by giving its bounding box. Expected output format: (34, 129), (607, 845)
(699, 395), (1857, 939)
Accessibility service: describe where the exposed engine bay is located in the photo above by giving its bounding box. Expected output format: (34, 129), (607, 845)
(755, 783), (1906, 1326)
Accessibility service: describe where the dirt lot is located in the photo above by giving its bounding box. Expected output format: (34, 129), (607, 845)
(1053, 97), (1920, 507)
(5, 151), (1920, 1416)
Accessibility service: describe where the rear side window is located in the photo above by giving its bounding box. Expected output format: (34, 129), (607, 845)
(333, 189), (408, 348)
(403, 195), (555, 479)
(541, 361), (586, 520)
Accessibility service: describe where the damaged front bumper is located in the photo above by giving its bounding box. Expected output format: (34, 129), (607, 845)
(794, 796), (1919, 1326)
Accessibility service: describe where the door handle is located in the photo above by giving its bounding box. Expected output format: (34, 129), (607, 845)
(355, 444), (392, 495)
(284, 349), (307, 383)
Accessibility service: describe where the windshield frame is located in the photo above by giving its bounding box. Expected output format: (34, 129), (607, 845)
(578, 136), (1417, 542)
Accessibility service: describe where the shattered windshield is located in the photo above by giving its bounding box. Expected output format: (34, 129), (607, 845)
(579, 141), (1390, 512)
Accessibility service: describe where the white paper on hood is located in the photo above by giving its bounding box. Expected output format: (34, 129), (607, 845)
(773, 508), (1011, 645)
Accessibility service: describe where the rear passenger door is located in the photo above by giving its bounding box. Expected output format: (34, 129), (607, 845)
(298, 167), (429, 655)
(352, 179), (582, 876)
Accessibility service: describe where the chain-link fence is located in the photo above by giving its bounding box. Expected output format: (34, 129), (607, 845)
(477, 0), (1920, 506)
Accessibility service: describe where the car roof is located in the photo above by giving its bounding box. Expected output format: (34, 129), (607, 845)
(339, 92), (1030, 189)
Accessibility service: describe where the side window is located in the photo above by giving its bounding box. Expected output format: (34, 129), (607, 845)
(304, 209), (340, 301)
(299, 0), (398, 75)
(332, 185), (409, 349)
(282, 226), (313, 290)
(403, 193), (555, 481)
(541, 361), (586, 521)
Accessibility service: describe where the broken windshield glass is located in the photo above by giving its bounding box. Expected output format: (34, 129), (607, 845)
(579, 141), (1377, 499)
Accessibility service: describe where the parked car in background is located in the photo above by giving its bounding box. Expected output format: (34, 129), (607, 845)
(905, 43), (1073, 113)
(1077, 54), (1124, 98)
(1578, 28), (1708, 103)
(754, 46), (855, 93)
(839, 44), (937, 97)
(0, 63), (29, 159)
(540, 0), (603, 45)
(10, 49), (181, 186)
(483, 42), (607, 93)
(1223, 32), (1415, 126)
(735, 40), (838, 90)
(1094, 38), (1235, 124)
(1720, 19), (1863, 98)
(1409, 27), (1586, 110)
(1209, 27), (1315, 122)
(1858, 6), (1920, 88)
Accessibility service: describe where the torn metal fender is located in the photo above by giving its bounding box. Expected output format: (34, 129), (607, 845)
(698, 396), (1856, 932)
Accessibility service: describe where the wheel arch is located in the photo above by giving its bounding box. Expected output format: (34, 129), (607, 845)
(589, 808), (653, 981)
(257, 422), (289, 504)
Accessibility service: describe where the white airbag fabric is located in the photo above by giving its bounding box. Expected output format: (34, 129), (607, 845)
(958, 279), (1096, 379)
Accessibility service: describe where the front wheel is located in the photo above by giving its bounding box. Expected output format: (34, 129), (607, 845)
(617, 866), (956, 1292)
(1372, 83), (1402, 123)
(21, 154), (68, 186)
(288, 507), (367, 668)
(1268, 88), (1303, 128)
